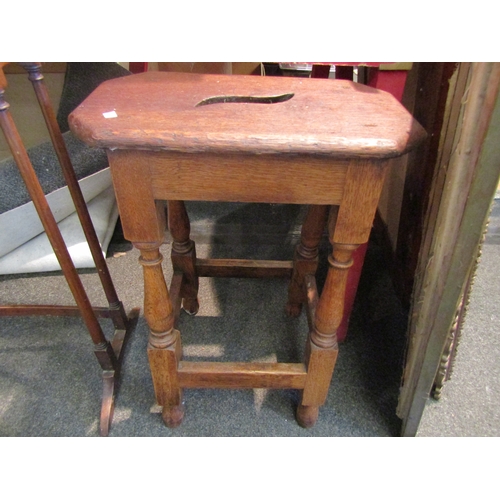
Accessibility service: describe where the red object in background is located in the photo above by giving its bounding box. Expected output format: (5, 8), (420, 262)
(366, 67), (408, 102)
(310, 64), (331, 79)
(310, 63), (410, 342)
(129, 63), (149, 74)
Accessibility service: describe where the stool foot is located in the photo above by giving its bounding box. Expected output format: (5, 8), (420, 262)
(162, 402), (185, 428)
(296, 404), (319, 428)
(182, 297), (200, 315)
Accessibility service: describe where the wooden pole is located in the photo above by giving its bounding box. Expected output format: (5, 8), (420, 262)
(0, 65), (117, 371)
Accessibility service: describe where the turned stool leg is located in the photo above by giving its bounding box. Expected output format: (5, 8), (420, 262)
(296, 160), (389, 427)
(137, 242), (184, 427)
(297, 205), (358, 427)
(298, 242), (357, 427)
(168, 200), (199, 315)
(286, 205), (329, 317)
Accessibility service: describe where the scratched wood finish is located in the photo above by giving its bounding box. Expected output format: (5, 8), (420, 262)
(108, 149), (348, 205)
(69, 71), (425, 158)
(304, 274), (320, 333)
(69, 71), (427, 430)
(178, 362), (307, 389)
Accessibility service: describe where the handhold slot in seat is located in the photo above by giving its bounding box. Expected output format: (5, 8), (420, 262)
(195, 93), (294, 107)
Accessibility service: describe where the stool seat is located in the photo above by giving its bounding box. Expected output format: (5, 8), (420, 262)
(69, 71), (424, 158)
(69, 71), (426, 430)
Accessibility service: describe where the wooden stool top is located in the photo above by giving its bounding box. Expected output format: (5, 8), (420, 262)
(69, 71), (425, 159)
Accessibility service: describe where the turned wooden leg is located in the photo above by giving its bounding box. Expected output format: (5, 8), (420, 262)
(286, 205), (329, 317)
(168, 200), (199, 315)
(137, 242), (184, 427)
(297, 235), (358, 428)
(296, 161), (389, 427)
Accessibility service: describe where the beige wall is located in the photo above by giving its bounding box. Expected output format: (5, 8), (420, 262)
(0, 65), (65, 160)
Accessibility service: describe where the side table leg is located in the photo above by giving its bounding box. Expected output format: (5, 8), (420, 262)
(286, 205), (329, 317)
(137, 242), (184, 427)
(297, 240), (358, 428)
(168, 200), (199, 315)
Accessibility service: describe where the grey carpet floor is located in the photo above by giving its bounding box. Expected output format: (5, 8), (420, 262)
(0, 200), (498, 437)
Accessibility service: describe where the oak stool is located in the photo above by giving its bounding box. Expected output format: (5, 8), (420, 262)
(69, 71), (426, 428)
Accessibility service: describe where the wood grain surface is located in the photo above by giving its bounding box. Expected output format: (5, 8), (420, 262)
(69, 71), (426, 158)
